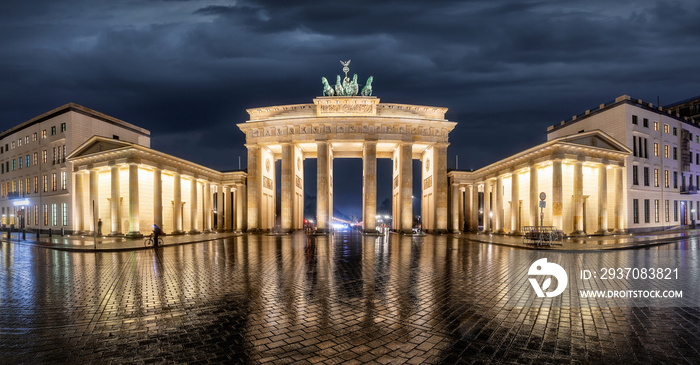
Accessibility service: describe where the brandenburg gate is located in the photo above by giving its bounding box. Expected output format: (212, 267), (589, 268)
(238, 62), (456, 233)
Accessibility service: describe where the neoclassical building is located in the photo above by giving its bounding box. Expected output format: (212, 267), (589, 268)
(239, 96), (455, 234)
(448, 131), (630, 235)
(68, 136), (246, 236)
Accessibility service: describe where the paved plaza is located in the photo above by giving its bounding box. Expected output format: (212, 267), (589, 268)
(1, 231), (700, 363)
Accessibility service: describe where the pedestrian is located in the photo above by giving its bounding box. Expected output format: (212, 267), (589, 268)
(97, 218), (103, 236)
(153, 224), (162, 247)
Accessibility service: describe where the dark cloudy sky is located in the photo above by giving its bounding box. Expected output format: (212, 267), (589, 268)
(2, 0), (699, 217)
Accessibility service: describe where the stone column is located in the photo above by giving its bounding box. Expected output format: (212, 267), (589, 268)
(464, 186), (471, 232)
(529, 165), (538, 227)
(223, 186), (231, 231)
(572, 161), (584, 235)
(613, 165), (625, 233)
(458, 187), (465, 232)
(511, 171), (521, 235)
(217, 184), (224, 232)
(236, 184), (246, 231)
(451, 183), (461, 233)
(189, 179), (199, 234)
(247, 145), (260, 231)
(110, 165), (121, 235)
(495, 175), (505, 234)
(316, 141), (330, 233)
(595, 163), (608, 235)
(484, 180), (491, 232)
(363, 141), (377, 233)
(434, 144), (448, 232)
(173, 172), (183, 234)
(552, 159), (563, 230)
(154, 169), (162, 232)
(281, 143), (293, 232)
(204, 181), (212, 232)
(74, 171), (85, 233)
(126, 163), (142, 237)
(89, 168), (99, 233)
(471, 184), (479, 232)
(399, 142), (413, 234)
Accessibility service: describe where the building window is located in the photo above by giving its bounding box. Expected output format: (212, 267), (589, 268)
(51, 126), (56, 135)
(673, 127), (677, 136)
(644, 199), (650, 223)
(633, 199), (639, 224)
(52, 173), (57, 191)
(62, 145), (66, 163)
(32, 132), (37, 141)
(42, 150), (47, 163)
(664, 124), (670, 134)
(633, 166), (639, 185)
(665, 170), (670, 188)
(61, 171), (66, 190)
(633, 136), (637, 156)
(12, 159), (15, 171)
(60, 123), (66, 132)
(52, 204), (57, 226)
(643, 118), (649, 128)
(643, 167), (649, 186)
(25, 155), (29, 167)
(25, 178), (29, 194)
(654, 168), (659, 187)
(62, 203), (68, 226)
(674, 171), (678, 189)
(644, 138), (648, 158)
(43, 205), (48, 226)
(632, 115), (638, 125)
(43, 175), (48, 192)
(674, 200), (678, 221)
(654, 143), (659, 157)
(11, 141), (15, 149)
(1, 164), (3, 174)
(33, 152), (37, 165)
(17, 139), (21, 147)
(18, 157), (22, 169)
(654, 200), (660, 223)
(34, 204), (38, 225)
(673, 147), (678, 160)
(42, 130), (46, 139)
(664, 145), (669, 159)
(665, 200), (670, 222)
(34, 176), (38, 193)
(52, 147), (56, 165)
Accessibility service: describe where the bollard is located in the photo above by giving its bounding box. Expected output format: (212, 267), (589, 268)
(61, 227), (64, 237)
(22, 229), (25, 240)
(36, 230), (40, 239)
(49, 228), (52, 238)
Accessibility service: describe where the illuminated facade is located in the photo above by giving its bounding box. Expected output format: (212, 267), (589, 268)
(67, 137), (246, 237)
(239, 96), (456, 234)
(0, 103), (150, 232)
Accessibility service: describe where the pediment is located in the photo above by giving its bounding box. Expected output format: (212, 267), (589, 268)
(556, 131), (629, 153)
(68, 136), (134, 159)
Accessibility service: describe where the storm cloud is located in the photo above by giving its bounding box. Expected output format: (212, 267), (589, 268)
(1, 0), (698, 214)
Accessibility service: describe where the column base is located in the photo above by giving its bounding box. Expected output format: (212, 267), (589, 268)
(170, 230), (186, 235)
(612, 229), (627, 234)
(202, 229), (212, 233)
(188, 229), (201, 234)
(510, 230), (522, 236)
(594, 229), (611, 235)
(569, 230), (586, 236)
(108, 232), (123, 237)
(495, 229), (507, 235)
(125, 231), (144, 238)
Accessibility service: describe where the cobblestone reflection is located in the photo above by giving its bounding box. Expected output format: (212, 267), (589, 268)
(1, 232), (699, 363)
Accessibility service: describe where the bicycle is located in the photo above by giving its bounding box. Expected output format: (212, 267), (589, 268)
(144, 233), (164, 247)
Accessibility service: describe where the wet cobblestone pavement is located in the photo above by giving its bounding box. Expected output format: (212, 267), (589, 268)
(1, 231), (700, 364)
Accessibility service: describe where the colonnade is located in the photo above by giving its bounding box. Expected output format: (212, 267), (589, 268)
(245, 140), (449, 234)
(450, 160), (626, 235)
(73, 164), (246, 237)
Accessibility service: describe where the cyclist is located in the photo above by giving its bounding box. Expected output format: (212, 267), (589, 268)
(153, 224), (162, 247)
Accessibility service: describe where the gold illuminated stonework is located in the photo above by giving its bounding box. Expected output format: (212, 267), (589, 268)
(240, 96), (455, 233)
